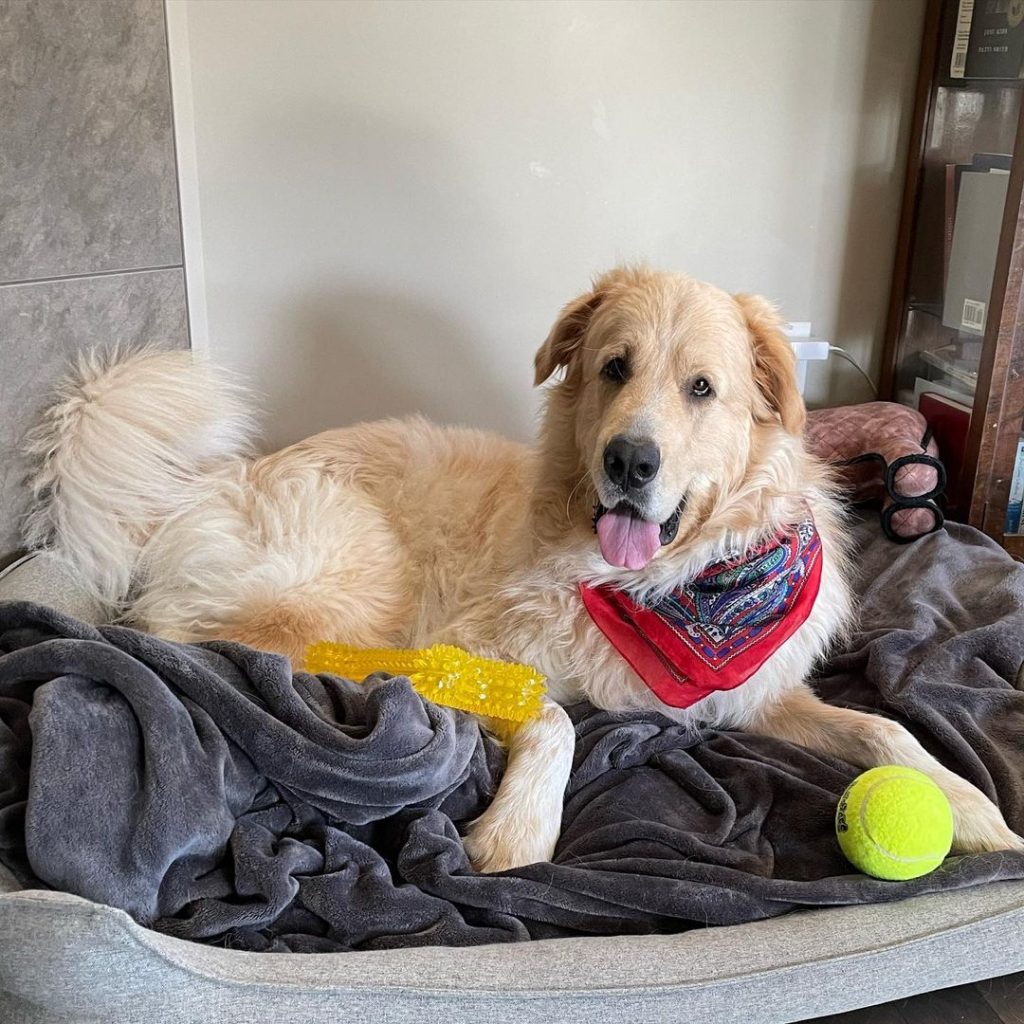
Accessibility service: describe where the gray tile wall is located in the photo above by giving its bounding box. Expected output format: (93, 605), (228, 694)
(0, 0), (188, 565)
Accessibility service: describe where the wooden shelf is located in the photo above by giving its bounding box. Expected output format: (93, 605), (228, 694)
(882, 0), (1024, 550)
(1003, 534), (1024, 559)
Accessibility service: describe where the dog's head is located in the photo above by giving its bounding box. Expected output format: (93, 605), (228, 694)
(534, 266), (804, 571)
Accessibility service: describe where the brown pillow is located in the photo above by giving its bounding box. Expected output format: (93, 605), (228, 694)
(805, 402), (944, 542)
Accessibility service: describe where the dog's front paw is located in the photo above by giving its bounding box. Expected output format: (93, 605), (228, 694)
(462, 804), (560, 873)
(946, 780), (1024, 854)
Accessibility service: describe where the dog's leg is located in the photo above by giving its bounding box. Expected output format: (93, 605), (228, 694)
(462, 697), (576, 873)
(753, 685), (1024, 854)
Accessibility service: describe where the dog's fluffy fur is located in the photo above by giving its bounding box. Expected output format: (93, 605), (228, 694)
(25, 266), (1022, 870)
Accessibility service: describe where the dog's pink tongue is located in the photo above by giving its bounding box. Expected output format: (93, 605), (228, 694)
(596, 510), (661, 570)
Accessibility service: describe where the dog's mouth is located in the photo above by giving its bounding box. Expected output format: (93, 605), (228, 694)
(591, 497), (686, 570)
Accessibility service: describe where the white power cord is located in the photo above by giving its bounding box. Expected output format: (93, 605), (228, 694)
(786, 328), (879, 398)
(828, 345), (878, 397)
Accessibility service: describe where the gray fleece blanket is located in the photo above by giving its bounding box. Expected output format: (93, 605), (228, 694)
(2, 520), (1024, 952)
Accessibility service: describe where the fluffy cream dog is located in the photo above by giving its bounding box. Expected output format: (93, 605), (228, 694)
(26, 266), (1022, 871)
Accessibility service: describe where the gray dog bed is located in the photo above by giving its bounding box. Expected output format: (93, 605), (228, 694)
(3, 520), (1024, 1023)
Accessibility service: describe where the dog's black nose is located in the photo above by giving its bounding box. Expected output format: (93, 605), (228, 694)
(603, 436), (661, 493)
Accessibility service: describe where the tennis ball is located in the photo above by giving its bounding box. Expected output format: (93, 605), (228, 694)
(835, 766), (953, 880)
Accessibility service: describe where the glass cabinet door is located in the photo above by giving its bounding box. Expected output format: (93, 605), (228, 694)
(885, 0), (1024, 527)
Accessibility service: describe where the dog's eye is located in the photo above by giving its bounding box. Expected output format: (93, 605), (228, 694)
(690, 377), (714, 398)
(601, 357), (630, 384)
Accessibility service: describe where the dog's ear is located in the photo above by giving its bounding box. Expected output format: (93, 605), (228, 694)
(734, 292), (805, 436)
(533, 289), (604, 386)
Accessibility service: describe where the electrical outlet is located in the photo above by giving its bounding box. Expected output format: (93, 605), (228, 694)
(781, 322), (831, 396)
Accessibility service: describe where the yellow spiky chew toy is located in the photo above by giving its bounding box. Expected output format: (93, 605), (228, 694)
(304, 642), (547, 724)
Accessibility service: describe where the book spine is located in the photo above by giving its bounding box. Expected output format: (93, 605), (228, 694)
(944, 164), (956, 286)
(951, 0), (974, 79)
(1005, 438), (1024, 535)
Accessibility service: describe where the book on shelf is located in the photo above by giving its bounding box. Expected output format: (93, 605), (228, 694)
(970, 152), (1014, 173)
(944, 163), (971, 285)
(1005, 437), (1024, 533)
(942, 167), (1010, 337)
(951, 0), (1024, 80)
(918, 339), (983, 391)
(917, 388), (972, 488)
(943, 154), (1013, 283)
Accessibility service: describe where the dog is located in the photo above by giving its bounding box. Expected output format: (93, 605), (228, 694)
(25, 266), (1022, 872)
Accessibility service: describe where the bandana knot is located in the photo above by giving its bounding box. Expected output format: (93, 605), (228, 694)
(580, 520), (822, 708)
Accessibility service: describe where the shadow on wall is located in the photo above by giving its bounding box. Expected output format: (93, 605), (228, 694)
(219, 99), (556, 450)
(268, 288), (528, 450)
(826, 0), (926, 408)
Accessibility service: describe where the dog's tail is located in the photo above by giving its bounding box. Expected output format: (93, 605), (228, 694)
(24, 346), (256, 610)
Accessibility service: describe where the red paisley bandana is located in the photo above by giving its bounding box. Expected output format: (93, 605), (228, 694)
(580, 520), (823, 709)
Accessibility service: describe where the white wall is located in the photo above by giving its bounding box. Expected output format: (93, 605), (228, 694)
(168, 0), (925, 449)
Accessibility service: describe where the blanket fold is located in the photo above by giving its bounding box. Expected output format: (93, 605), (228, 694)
(2, 519), (1024, 952)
